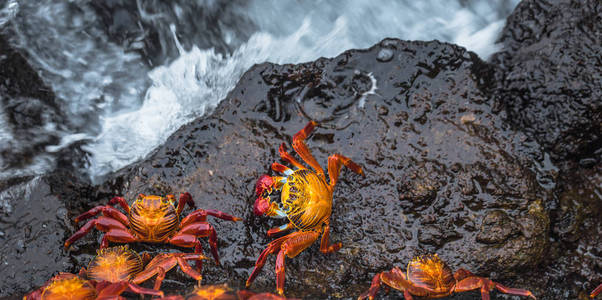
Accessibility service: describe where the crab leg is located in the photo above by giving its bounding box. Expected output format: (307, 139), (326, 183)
(319, 224), (341, 253)
(74, 205), (129, 226)
(246, 235), (290, 287)
(108, 196), (130, 214)
(64, 216), (129, 248)
(327, 153), (364, 189)
(175, 192), (196, 215)
(275, 231), (320, 295)
(454, 275), (536, 300)
(152, 267), (167, 290)
(168, 233), (203, 249)
(358, 272), (384, 300)
(292, 121), (325, 179)
(279, 143), (306, 169)
(176, 256), (203, 282)
(272, 162), (294, 176)
(180, 209), (242, 227)
(380, 267), (429, 297)
(177, 223), (220, 265)
(99, 228), (138, 248)
(96, 281), (163, 298)
(591, 283), (602, 298)
(267, 223), (294, 237)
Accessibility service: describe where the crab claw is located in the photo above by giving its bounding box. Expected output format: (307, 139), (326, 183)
(255, 175), (273, 196)
(254, 175), (274, 216)
(254, 196), (271, 216)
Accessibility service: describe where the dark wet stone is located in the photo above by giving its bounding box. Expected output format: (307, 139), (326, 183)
(476, 210), (520, 244)
(62, 39), (548, 298)
(4, 2), (600, 296)
(375, 48), (393, 62)
(521, 162), (601, 299)
(491, 0), (602, 162)
(0, 175), (73, 296)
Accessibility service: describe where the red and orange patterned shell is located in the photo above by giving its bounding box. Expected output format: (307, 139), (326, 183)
(40, 275), (96, 300)
(185, 284), (236, 300)
(406, 254), (455, 293)
(280, 169), (332, 231)
(129, 195), (179, 242)
(87, 246), (143, 283)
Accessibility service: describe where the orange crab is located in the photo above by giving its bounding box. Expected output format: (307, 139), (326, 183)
(237, 290), (300, 300)
(132, 251), (208, 289)
(24, 245), (211, 300)
(86, 245), (208, 290)
(64, 193), (240, 271)
(157, 285), (296, 300)
(358, 254), (536, 300)
(23, 272), (162, 300)
(246, 121), (364, 295)
(592, 283), (602, 298)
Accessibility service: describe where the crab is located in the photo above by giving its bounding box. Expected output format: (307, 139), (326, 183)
(592, 283), (602, 298)
(358, 254), (536, 300)
(158, 285), (297, 300)
(24, 245), (211, 300)
(23, 272), (162, 300)
(238, 290), (300, 300)
(246, 121), (364, 295)
(87, 245), (208, 290)
(64, 192), (241, 272)
(131, 251), (208, 290)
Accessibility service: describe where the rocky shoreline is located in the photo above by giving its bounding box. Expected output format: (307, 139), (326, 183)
(0, 0), (600, 299)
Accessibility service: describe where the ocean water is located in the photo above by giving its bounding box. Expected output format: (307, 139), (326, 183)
(0, 0), (520, 182)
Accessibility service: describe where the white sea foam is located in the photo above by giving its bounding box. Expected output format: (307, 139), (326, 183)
(0, 0), (18, 28)
(0, 0), (520, 181)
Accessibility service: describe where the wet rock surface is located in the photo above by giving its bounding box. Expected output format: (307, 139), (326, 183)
(491, 0), (602, 162)
(72, 39), (547, 299)
(1, 1), (601, 299)
(0, 175), (75, 296)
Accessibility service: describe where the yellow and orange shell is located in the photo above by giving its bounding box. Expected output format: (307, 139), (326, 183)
(129, 194), (180, 242)
(185, 284), (236, 300)
(86, 245), (143, 283)
(280, 169), (332, 231)
(40, 275), (96, 300)
(406, 254), (455, 293)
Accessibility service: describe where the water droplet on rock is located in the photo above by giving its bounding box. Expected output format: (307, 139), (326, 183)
(376, 48), (394, 62)
(15, 239), (24, 253)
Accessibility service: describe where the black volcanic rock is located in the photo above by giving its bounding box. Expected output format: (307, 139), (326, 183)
(491, 0), (602, 162)
(63, 39), (548, 298)
(0, 34), (63, 172)
(0, 175), (75, 296)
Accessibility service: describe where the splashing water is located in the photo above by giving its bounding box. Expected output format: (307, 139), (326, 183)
(0, 0), (520, 182)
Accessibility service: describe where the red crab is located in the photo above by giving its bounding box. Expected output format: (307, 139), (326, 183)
(237, 290), (300, 300)
(158, 285), (298, 300)
(64, 193), (240, 271)
(23, 272), (162, 300)
(131, 251), (208, 289)
(358, 254), (536, 300)
(247, 121), (364, 295)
